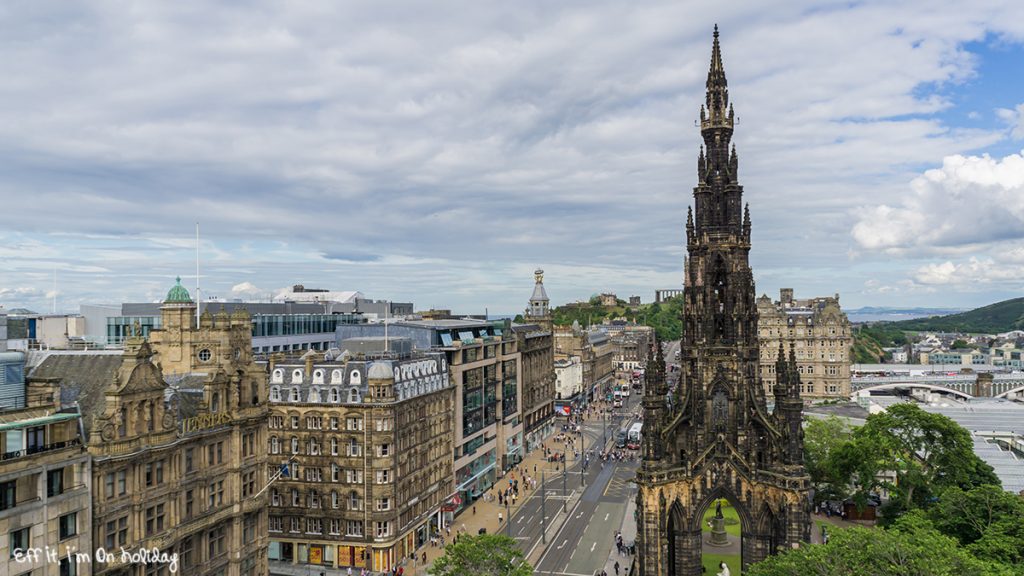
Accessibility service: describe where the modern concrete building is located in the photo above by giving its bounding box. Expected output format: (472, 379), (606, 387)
(1, 307), (8, 352)
(86, 293), (366, 352)
(0, 350), (91, 576)
(2, 313), (88, 351)
(756, 288), (852, 401)
(265, 342), (453, 574)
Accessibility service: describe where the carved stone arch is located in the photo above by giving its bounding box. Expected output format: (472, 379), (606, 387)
(666, 498), (687, 576)
(707, 373), (732, 434)
(689, 483), (753, 534)
(752, 498), (787, 559)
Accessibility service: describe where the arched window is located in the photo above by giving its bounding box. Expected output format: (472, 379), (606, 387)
(251, 382), (260, 405)
(270, 436), (280, 454)
(291, 369), (303, 384)
(312, 369), (325, 385)
(309, 387), (321, 403)
(331, 491), (339, 508)
(329, 388), (340, 403)
(270, 386), (281, 402)
(291, 436), (299, 454)
(331, 369), (342, 384)
(349, 370), (361, 385)
(289, 388), (300, 402)
(348, 388), (361, 403)
(271, 369), (284, 384)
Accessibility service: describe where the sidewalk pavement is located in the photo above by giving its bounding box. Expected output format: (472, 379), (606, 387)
(601, 486), (638, 576)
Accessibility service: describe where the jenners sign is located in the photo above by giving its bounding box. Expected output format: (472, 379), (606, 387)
(179, 412), (233, 436)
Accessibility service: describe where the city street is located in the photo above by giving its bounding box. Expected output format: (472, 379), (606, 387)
(510, 392), (643, 576)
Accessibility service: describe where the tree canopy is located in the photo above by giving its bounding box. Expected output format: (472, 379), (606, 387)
(427, 534), (533, 576)
(810, 403), (999, 515)
(745, 512), (1017, 576)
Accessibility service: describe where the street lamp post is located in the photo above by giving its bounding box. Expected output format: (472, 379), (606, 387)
(540, 471), (547, 544)
(505, 499), (510, 538)
(562, 463), (567, 512)
(602, 407), (607, 448)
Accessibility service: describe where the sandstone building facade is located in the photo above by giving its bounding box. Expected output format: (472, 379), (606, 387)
(266, 344), (452, 574)
(756, 289), (852, 401)
(517, 270), (556, 451)
(0, 350), (91, 576)
(25, 279), (269, 576)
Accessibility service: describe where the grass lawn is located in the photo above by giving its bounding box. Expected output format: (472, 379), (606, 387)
(701, 499), (741, 537)
(702, 552), (741, 575)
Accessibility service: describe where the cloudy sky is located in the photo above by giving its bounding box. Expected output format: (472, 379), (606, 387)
(2, 1), (1024, 316)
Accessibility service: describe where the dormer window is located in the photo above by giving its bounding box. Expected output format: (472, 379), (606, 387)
(289, 388), (300, 402)
(291, 369), (303, 384)
(329, 388), (340, 403)
(348, 388), (361, 403)
(331, 370), (343, 384)
(272, 369), (284, 384)
(270, 386), (281, 402)
(349, 370), (361, 385)
(309, 387), (321, 403)
(313, 370), (325, 385)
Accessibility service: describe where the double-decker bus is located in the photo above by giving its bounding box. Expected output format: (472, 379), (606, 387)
(626, 422), (643, 449)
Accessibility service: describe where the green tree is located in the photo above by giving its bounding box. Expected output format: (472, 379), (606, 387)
(951, 339), (969, 349)
(851, 403), (998, 511)
(745, 512), (1016, 576)
(927, 484), (1024, 545)
(428, 534), (533, 576)
(803, 415), (852, 499)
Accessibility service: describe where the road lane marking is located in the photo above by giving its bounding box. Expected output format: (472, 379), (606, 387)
(557, 539), (567, 550)
(590, 542), (596, 552)
(604, 513), (609, 521)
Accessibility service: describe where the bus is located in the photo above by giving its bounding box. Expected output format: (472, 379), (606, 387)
(615, 430), (628, 449)
(626, 422), (643, 449)
(617, 383), (631, 398)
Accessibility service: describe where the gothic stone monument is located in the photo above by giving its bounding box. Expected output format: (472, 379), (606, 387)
(635, 27), (812, 576)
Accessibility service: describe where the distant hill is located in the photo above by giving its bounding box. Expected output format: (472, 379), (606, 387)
(550, 294), (685, 341)
(889, 297), (1024, 334)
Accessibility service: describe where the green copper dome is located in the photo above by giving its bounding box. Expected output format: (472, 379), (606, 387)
(165, 276), (193, 303)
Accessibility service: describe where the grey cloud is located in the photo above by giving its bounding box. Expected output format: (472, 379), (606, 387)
(2, 1), (1024, 312)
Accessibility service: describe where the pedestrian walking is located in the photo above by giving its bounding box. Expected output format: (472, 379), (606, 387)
(614, 560), (620, 575)
(498, 511), (503, 523)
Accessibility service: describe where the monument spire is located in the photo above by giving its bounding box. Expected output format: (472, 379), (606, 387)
(635, 27), (811, 576)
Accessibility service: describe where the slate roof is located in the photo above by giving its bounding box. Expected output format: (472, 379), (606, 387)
(28, 351), (122, 437)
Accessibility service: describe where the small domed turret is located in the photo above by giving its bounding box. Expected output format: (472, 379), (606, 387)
(165, 277), (192, 304)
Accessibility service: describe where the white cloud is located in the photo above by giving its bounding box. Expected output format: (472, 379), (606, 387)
(852, 150), (1024, 252)
(912, 256), (1024, 287)
(230, 282), (267, 299)
(996, 103), (1024, 139)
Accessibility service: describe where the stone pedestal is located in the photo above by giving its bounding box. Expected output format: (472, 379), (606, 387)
(708, 517), (729, 547)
